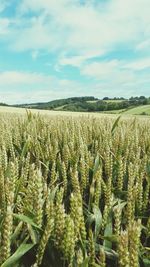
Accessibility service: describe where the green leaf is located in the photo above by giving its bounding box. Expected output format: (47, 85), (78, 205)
(113, 200), (127, 212)
(93, 205), (102, 238)
(13, 144), (22, 155)
(13, 214), (41, 230)
(143, 258), (150, 267)
(49, 184), (59, 201)
(102, 234), (118, 243)
(103, 221), (113, 249)
(80, 257), (89, 267)
(14, 177), (25, 204)
(27, 224), (38, 244)
(93, 155), (100, 176)
(95, 243), (118, 259)
(95, 244), (118, 259)
(111, 116), (121, 135)
(11, 222), (23, 243)
(1, 243), (35, 267)
(20, 139), (30, 159)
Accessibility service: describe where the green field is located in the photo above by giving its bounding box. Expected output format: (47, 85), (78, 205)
(123, 105), (150, 115)
(86, 100), (99, 103)
(103, 105), (150, 116)
(54, 105), (67, 110)
(103, 99), (124, 103)
(87, 100), (123, 104)
(103, 109), (126, 114)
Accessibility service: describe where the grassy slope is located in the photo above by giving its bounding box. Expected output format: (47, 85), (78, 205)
(87, 100), (124, 104)
(54, 99), (124, 111)
(103, 105), (150, 115)
(86, 100), (99, 103)
(123, 105), (150, 115)
(103, 109), (126, 114)
(12, 98), (150, 115)
(103, 99), (125, 103)
(54, 105), (67, 110)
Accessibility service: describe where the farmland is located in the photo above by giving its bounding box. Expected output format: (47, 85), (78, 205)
(104, 105), (150, 116)
(8, 96), (150, 114)
(123, 105), (150, 115)
(0, 110), (150, 267)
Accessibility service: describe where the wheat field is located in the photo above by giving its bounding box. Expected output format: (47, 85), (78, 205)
(0, 110), (149, 267)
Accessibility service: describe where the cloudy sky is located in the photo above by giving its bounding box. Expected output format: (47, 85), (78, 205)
(0, 0), (150, 104)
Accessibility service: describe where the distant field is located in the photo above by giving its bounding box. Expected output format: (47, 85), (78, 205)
(103, 99), (125, 103)
(86, 99), (124, 103)
(102, 105), (150, 115)
(86, 100), (99, 103)
(54, 105), (67, 110)
(122, 105), (150, 115)
(0, 106), (150, 120)
(0, 106), (116, 117)
(103, 109), (125, 114)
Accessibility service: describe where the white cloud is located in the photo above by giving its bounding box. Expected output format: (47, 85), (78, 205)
(0, 71), (53, 86)
(10, 15), (60, 51)
(0, 0), (150, 103)
(59, 50), (104, 67)
(0, 70), (85, 104)
(80, 56), (150, 81)
(0, 18), (10, 35)
(80, 58), (150, 97)
(59, 55), (90, 68)
(0, 67), (149, 104)
(81, 60), (119, 78)
(136, 39), (150, 51)
(54, 64), (61, 72)
(31, 50), (39, 60)
(2, 0), (147, 62)
(124, 58), (150, 70)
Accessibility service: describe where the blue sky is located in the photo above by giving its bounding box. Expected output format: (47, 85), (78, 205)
(0, 0), (150, 104)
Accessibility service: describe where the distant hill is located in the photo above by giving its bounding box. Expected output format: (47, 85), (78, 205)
(3, 95), (150, 115)
(14, 96), (98, 110)
(0, 103), (8, 106)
